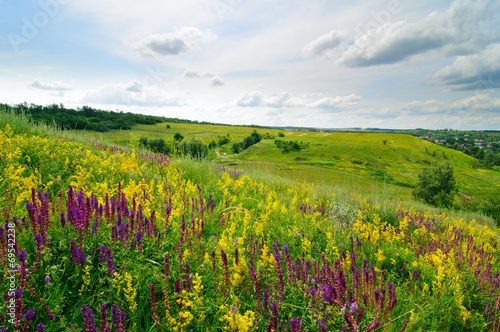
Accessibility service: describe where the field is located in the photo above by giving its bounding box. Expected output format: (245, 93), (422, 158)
(84, 122), (500, 203)
(1, 110), (500, 331)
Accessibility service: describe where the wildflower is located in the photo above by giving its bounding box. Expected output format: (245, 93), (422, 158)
(17, 249), (27, 263)
(124, 272), (137, 312)
(45, 275), (50, 287)
(80, 305), (97, 332)
(79, 265), (91, 296)
(365, 320), (381, 332)
(289, 317), (302, 332)
(36, 321), (45, 331)
(100, 303), (110, 332)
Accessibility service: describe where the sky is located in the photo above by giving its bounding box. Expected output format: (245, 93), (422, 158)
(1, 0), (500, 130)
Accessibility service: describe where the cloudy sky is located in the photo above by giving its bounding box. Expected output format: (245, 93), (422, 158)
(1, 0), (499, 129)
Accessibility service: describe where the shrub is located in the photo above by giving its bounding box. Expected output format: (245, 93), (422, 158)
(243, 136), (255, 149)
(277, 132), (285, 137)
(413, 161), (456, 208)
(179, 138), (208, 159)
(232, 142), (242, 154)
(174, 132), (184, 141)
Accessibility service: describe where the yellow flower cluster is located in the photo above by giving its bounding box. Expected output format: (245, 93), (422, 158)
(170, 273), (205, 331)
(219, 304), (255, 332)
(79, 265), (91, 296)
(123, 272), (137, 312)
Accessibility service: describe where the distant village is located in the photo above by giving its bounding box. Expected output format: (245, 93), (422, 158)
(418, 131), (500, 150)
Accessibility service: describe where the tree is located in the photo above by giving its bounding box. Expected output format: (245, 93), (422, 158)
(174, 133), (184, 141)
(413, 161), (456, 208)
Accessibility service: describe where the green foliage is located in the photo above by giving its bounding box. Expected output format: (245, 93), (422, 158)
(218, 136), (230, 146)
(166, 124), (171, 129)
(174, 132), (184, 141)
(178, 138), (208, 159)
(274, 139), (308, 153)
(277, 132), (285, 137)
(138, 137), (171, 155)
(232, 142), (242, 154)
(263, 132), (275, 139)
(243, 135), (255, 149)
(413, 161), (457, 208)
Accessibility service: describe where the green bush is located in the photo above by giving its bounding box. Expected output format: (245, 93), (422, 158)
(413, 161), (457, 208)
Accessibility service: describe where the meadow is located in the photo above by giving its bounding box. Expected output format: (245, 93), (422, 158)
(0, 109), (499, 331)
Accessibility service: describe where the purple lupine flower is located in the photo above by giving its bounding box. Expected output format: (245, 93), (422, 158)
(350, 302), (358, 315)
(174, 279), (182, 293)
(36, 321), (45, 331)
(35, 234), (43, 251)
(365, 320), (381, 332)
(356, 307), (364, 325)
(269, 299), (279, 332)
(111, 304), (120, 326)
(274, 252), (285, 302)
(387, 281), (397, 311)
(262, 289), (269, 313)
(106, 250), (115, 276)
(77, 248), (86, 266)
(17, 250), (27, 263)
(400, 317), (409, 332)
(318, 318), (327, 332)
(92, 218), (98, 236)
(22, 307), (36, 331)
(21, 216), (29, 230)
(135, 231), (143, 253)
(221, 249), (230, 289)
(80, 305), (97, 332)
(289, 317), (302, 332)
(100, 303), (110, 332)
(23, 307), (35, 320)
(412, 269), (422, 281)
(45, 275), (50, 286)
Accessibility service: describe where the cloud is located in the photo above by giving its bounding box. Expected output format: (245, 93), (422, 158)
(83, 80), (187, 107)
(125, 80), (143, 92)
(209, 76), (225, 87)
(403, 94), (500, 115)
(183, 69), (214, 78)
(303, 0), (499, 67)
(30, 79), (72, 91)
(302, 30), (348, 58)
(308, 94), (361, 109)
(236, 90), (360, 110)
(131, 27), (216, 57)
(427, 43), (500, 91)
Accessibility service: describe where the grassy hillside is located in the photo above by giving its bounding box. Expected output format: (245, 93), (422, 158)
(0, 109), (500, 331)
(83, 122), (500, 205)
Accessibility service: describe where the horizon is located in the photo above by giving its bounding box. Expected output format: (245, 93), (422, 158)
(1, 0), (499, 130)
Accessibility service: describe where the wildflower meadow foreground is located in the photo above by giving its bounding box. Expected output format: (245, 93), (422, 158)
(0, 122), (499, 332)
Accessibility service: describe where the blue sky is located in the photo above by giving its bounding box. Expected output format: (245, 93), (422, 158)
(1, 0), (499, 129)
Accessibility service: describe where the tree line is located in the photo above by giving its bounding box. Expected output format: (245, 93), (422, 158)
(2, 102), (224, 132)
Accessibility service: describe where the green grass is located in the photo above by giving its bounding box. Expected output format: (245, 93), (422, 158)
(83, 122), (500, 208)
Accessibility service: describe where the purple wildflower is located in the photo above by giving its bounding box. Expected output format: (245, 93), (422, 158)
(36, 321), (45, 331)
(80, 305), (97, 332)
(45, 275), (50, 287)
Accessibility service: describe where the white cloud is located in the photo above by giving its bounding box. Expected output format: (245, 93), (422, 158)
(209, 76), (225, 87)
(236, 90), (360, 110)
(125, 80), (144, 92)
(183, 69), (214, 78)
(427, 43), (500, 91)
(82, 80), (188, 107)
(308, 94), (361, 109)
(131, 27), (216, 57)
(404, 94), (500, 114)
(30, 79), (72, 91)
(302, 30), (348, 58)
(303, 0), (499, 67)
